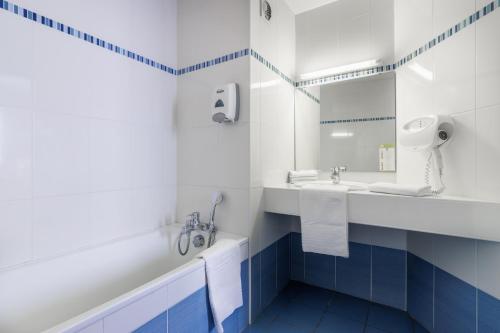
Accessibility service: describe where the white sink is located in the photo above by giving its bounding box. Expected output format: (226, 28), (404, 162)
(292, 180), (368, 191)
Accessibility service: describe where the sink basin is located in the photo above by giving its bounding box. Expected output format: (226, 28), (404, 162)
(292, 180), (368, 191)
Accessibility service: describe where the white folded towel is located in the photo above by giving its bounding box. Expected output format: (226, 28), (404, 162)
(299, 184), (349, 257)
(197, 239), (243, 333)
(288, 170), (319, 183)
(368, 182), (432, 197)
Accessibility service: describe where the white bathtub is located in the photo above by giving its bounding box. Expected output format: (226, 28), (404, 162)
(0, 225), (248, 333)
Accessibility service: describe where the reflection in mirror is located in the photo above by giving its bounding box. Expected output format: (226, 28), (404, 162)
(295, 73), (396, 173)
(292, 0), (396, 174)
(320, 73), (396, 172)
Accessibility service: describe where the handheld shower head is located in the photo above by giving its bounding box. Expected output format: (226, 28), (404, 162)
(211, 191), (223, 206)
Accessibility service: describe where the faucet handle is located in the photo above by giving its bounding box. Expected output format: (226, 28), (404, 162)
(185, 212), (200, 228)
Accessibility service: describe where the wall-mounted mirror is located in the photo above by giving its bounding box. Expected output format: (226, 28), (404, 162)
(292, 0), (396, 174)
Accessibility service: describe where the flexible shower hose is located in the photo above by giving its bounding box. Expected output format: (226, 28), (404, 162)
(178, 230), (191, 256)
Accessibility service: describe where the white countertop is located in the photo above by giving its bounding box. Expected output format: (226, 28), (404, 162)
(264, 184), (500, 242)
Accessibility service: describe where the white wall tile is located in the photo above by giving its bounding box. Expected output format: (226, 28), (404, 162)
(394, 0), (433, 60)
(176, 185), (251, 238)
(477, 240), (500, 299)
(350, 225), (407, 250)
(177, 0), (250, 67)
(132, 187), (175, 231)
(476, 105), (500, 202)
(433, 0), (476, 34)
(103, 286), (168, 333)
(433, 235), (477, 286)
(89, 119), (133, 192)
(476, 9), (500, 109)
(295, 0), (393, 75)
(33, 25), (93, 117)
(33, 195), (91, 259)
(33, 112), (90, 197)
(131, 125), (168, 188)
(89, 54), (132, 122)
(407, 231), (435, 264)
(433, 28), (476, 115)
(441, 111), (476, 197)
(0, 11), (34, 109)
(0, 108), (33, 201)
(90, 191), (135, 244)
(0, 200), (32, 268)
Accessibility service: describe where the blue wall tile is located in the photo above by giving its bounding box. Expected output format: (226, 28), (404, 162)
(407, 253), (434, 332)
(251, 253), (262, 322)
(305, 252), (335, 290)
(239, 259), (250, 332)
(372, 246), (406, 310)
(478, 290), (500, 332)
(168, 287), (212, 333)
(435, 268), (476, 333)
(261, 243), (277, 309)
(133, 311), (167, 333)
(277, 234), (291, 292)
(291, 232), (305, 282)
(336, 242), (371, 301)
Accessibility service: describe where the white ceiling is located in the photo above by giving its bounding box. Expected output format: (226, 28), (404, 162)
(283, 0), (340, 15)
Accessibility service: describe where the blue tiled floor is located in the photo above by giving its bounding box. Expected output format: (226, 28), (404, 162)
(245, 282), (428, 333)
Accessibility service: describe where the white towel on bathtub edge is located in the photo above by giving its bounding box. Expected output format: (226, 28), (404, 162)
(299, 184), (349, 258)
(197, 239), (243, 333)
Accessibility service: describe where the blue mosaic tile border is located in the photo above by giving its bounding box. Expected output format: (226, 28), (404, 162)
(250, 49), (320, 104)
(320, 116), (396, 125)
(393, 0), (500, 70)
(0, 0), (177, 74)
(297, 0), (500, 88)
(176, 49), (249, 75)
(297, 87), (320, 104)
(250, 49), (295, 86)
(3, 0), (498, 103)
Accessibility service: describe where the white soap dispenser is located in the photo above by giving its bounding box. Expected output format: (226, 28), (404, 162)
(212, 83), (239, 123)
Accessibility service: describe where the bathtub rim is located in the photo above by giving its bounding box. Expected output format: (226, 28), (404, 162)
(42, 236), (249, 333)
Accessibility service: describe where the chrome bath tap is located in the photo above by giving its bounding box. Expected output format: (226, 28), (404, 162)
(331, 166), (347, 184)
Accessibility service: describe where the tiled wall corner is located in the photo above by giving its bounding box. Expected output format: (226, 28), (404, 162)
(372, 246), (406, 310)
(336, 242), (371, 301)
(305, 253), (335, 291)
(250, 234), (291, 323)
(434, 268), (476, 333)
(407, 253), (434, 332)
(290, 232), (407, 311)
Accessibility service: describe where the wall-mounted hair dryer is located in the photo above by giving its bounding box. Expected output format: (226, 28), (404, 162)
(399, 115), (455, 194)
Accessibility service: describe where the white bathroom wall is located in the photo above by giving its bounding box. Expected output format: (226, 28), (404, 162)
(396, 0), (500, 202)
(396, 0), (500, 301)
(250, 0), (297, 255)
(0, 0), (177, 271)
(176, 0), (253, 239)
(295, 86), (320, 171)
(295, 0), (394, 77)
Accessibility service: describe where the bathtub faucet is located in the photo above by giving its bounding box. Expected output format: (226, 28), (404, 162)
(178, 192), (223, 256)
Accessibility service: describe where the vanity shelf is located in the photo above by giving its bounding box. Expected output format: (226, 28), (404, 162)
(264, 184), (500, 242)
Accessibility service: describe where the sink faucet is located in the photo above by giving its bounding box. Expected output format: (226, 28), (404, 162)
(330, 166), (347, 184)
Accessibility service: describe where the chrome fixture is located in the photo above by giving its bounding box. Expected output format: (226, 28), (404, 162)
(193, 235), (205, 248)
(331, 166), (347, 184)
(177, 192), (224, 256)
